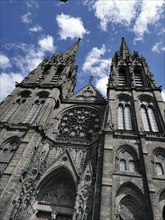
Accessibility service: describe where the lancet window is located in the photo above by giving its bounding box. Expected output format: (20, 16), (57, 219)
(118, 148), (137, 173)
(0, 138), (19, 175)
(23, 92), (49, 124)
(0, 139), (19, 163)
(51, 65), (64, 83)
(36, 64), (52, 83)
(117, 102), (133, 130)
(134, 69), (144, 86)
(153, 150), (165, 176)
(140, 102), (159, 132)
(118, 69), (127, 86)
(1, 91), (31, 122)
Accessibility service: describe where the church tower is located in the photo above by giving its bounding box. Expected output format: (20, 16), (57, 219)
(99, 38), (165, 220)
(0, 38), (164, 220)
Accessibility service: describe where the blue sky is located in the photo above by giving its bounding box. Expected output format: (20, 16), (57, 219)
(0, 0), (165, 101)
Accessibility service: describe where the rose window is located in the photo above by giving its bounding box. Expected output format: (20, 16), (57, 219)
(58, 108), (101, 141)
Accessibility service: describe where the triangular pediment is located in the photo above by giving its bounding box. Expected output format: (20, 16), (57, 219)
(70, 84), (106, 102)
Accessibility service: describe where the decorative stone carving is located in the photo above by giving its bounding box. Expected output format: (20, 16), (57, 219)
(75, 90), (98, 101)
(41, 184), (75, 207)
(73, 163), (93, 220)
(58, 108), (101, 142)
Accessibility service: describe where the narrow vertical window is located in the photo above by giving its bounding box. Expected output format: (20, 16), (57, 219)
(0, 140), (19, 163)
(29, 101), (44, 124)
(134, 69), (143, 86)
(120, 159), (126, 171)
(148, 106), (158, 132)
(141, 106), (150, 131)
(1, 102), (20, 122)
(154, 152), (165, 176)
(23, 97), (46, 124)
(51, 65), (64, 82)
(124, 105), (132, 130)
(155, 163), (163, 176)
(23, 102), (38, 123)
(118, 105), (124, 129)
(118, 70), (127, 86)
(129, 161), (136, 172)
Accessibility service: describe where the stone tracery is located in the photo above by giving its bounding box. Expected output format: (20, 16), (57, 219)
(58, 107), (102, 142)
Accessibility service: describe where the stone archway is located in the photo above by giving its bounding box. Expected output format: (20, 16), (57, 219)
(33, 167), (76, 220)
(118, 196), (143, 220)
(115, 182), (147, 220)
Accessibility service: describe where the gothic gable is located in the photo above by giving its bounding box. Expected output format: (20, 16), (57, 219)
(69, 84), (106, 103)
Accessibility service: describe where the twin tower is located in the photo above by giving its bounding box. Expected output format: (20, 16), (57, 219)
(0, 38), (165, 220)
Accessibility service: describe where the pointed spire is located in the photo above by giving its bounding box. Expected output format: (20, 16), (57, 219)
(63, 38), (81, 64)
(119, 37), (131, 60)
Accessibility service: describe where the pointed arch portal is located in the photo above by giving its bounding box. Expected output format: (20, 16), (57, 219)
(34, 167), (76, 220)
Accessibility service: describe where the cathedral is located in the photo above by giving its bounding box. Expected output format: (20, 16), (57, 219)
(0, 38), (165, 220)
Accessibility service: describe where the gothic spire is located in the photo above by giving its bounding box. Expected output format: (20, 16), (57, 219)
(119, 37), (131, 60)
(62, 38), (81, 64)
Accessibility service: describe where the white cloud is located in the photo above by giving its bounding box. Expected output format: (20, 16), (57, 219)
(84, 0), (164, 41)
(56, 13), (89, 40)
(133, 0), (165, 42)
(28, 25), (43, 32)
(161, 90), (165, 102)
(0, 35), (55, 101)
(0, 72), (24, 101)
(95, 75), (108, 97)
(93, 0), (138, 31)
(152, 42), (165, 53)
(21, 12), (32, 24)
(25, 0), (39, 8)
(38, 35), (55, 52)
(5, 35), (55, 77)
(82, 44), (111, 77)
(0, 54), (12, 69)
(82, 44), (111, 97)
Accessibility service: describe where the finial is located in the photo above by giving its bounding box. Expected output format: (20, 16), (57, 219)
(89, 75), (93, 84)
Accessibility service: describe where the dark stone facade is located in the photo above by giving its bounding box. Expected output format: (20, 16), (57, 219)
(0, 38), (165, 220)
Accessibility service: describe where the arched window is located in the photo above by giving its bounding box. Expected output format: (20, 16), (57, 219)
(51, 65), (64, 83)
(118, 197), (143, 220)
(118, 148), (137, 173)
(134, 69), (143, 86)
(1, 91), (31, 122)
(141, 105), (150, 131)
(23, 92), (49, 124)
(0, 138), (19, 175)
(153, 151), (165, 176)
(36, 64), (52, 83)
(118, 104), (124, 130)
(118, 69), (127, 86)
(117, 102), (133, 130)
(124, 104), (132, 130)
(0, 138), (19, 163)
(140, 102), (158, 132)
(148, 106), (158, 132)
